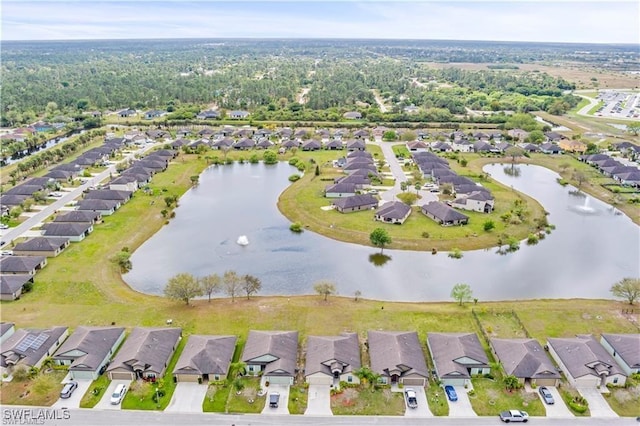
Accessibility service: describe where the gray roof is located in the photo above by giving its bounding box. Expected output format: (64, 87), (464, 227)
(241, 330), (298, 376)
(0, 195), (29, 207)
(107, 327), (182, 376)
(601, 334), (640, 369)
(0, 256), (46, 273)
(173, 335), (237, 376)
(346, 140), (366, 149)
(1, 275), (32, 295)
(1, 326), (68, 368)
(467, 191), (494, 201)
(77, 199), (120, 211)
(325, 183), (357, 194)
(0, 323), (14, 338)
(42, 222), (92, 237)
(332, 194), (378, 210)
(347, 150), (372, 159)
(376, 201), (411, 220)
(491, 338), (560, 380)
(305, 333), (361, 377)
(421, 201), (469, 222)
(368, 331), (428, 378)
(428, 332), (489, 379)
(13, 237), (69, 252)
(84, 190), (132, 201)
(548, 335), (626, 379)
(4, 185), (43, 196)
(53, 211), (101, 223)
(53, 326), (125, 372)
(335, 174), (371, 186)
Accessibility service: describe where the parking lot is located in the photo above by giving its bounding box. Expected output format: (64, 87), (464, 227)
(595, 90), (640, 119)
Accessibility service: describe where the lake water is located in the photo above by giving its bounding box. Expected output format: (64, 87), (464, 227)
(124, 162), (639, 302)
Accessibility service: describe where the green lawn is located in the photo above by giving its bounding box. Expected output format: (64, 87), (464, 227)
(474, 309), (528, 338)
(469, 377), (544, 416)
(288, 384), (310, 414)
(0, 370), (67, 407)
(559, 386), (590, 416)
(202, 383), (232, 412)
(331, 386), (405, 415)
(426, 383), (449, 416)
(79, 374), (111, 408)
(605, 381), (640, 417)
(226, 377), (265, 414)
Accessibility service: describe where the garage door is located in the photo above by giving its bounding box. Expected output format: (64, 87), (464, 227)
(266, 376), (292, 385)
(535, 378), (557, 387)
(71, 370), (96, 381)
(442, 379), (466, 387)
(175, 374), (200, 383)
(110, 372), (134, 381)
(306, 375), (332, 386)
(402, 378), (426, 386)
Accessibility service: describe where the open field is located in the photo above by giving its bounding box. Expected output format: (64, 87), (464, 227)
(331, 386), (405, 415)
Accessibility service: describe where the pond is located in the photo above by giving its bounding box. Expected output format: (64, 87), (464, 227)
(124, 162), (639, 302)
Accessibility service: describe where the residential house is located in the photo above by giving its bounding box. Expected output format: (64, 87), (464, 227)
(107, 327), (182, 381)
(490, 338), (560, 386)
(324, 139), (343, 150)
(615, 171), (640, 187)
(228, 110), (250, 119)
(44, 170), (74, 182)
(305, 333), (361, 386)
(4, 185), (43, 197)
(0, 256), (47, 275)
(559, 139), (587, 153)
(53, 326), (126, 380)
(143, 110), (165, 120)
(427, 332), (490, 387)
(375, 201), (411, 224)
(540, 143), (562, 154)
(13, 237), (70, 257)
(196, 110), (220, 120)
(0, 323), (15, 344)
(432, 142), (453, 153)
(406, 141), (430, 152)
(76, 199), (120, 216)
(325, 183), (358, 198)
(117, 109), (136, 118)
(146, 129), (170, 140)
(343, 111), (362, 120)
(368, 331), (428, 386)
(241, 330), (298, 385)
(294, 129), (308, 139)
(600, 334), (640, 376)
(332, 194), (378, 213)
(421, 202), (469, 226)
(346, 140), (366, 151)
(353, 129), (369, 139)
(176, 128), (192, 138)
(0, 195), (29, 210)
(547, 335), (627, 387)
(451, 191), (495, 213)
(231, 138), (254, 150)
(301, 140), (321, 151)
(212, 138), (234, 150)
(54, 210), (102, 224)
(1, 326), (69, 371)
(0, 275), (33, 301)
(173, 335), (237, 383)
(508, 129), (529, 142)
(334, 173), (371, 188)
(473, 140), (493, 153)
(84, 189), (133, 203)
(522, 143), (540, 153)
(171, 138), (190, 149)
(42, 223), (93, 242)
(109, 175), (139, 192)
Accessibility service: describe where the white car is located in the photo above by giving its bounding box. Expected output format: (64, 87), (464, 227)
(110, 383), (127, 405)
(0, 224), (8, 230)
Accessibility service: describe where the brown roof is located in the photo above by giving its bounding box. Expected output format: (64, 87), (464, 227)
(368, 331), (428, 378)
(173, 335), (237, 377)
(305, 333), (361, 377)
(241, 330), (298, 376)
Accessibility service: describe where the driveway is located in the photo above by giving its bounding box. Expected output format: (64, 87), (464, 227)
(95, 380), (131, 410)
(261, 384), (290, 415)
(447, 386), (477, 417)
(51, 378), (92, 409)
(404, 386), (432, 417)
(577, 387), (618, 418)
(537, 387), (573, 418)
(304, 384), (332, 416)
(165, 382), (208, 413)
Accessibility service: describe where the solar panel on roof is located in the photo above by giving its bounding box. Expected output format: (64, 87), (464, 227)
(14, 333), (49, 352)
(30, 334), (48, 351)
(15, 334), (36, 352)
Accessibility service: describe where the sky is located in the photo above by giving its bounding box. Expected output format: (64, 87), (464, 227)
(2, 0), (639, 44)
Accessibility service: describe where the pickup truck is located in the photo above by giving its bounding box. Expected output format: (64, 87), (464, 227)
(499, 410), (529, 423)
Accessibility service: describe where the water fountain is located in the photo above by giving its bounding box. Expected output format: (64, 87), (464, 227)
(236, 235), (249, 246)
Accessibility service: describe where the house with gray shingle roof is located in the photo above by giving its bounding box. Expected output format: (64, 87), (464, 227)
(13, 237), (70, 257)
(305, 333), (361, 386)
(368, 331), (428, 386)
(54, 210), (102, 224)
(0, 256), (47, 275)
(325, 183), (358, 198)
(84, 189), (132, 203)
(547, 335), (627, 388)
(451, 191), (494, 213)
(600, 334), (640, 376)
(421, 202), (469, 226)
(301, 140), (321, 151)
(53, 326), (126, 380)
(173, 335), (237, 383)
(1, 326), (69, 371)
(406, 141), (430, 152)
(346, 140), (366, 151)
(228, 110), (250, 119)
(42, 222), (93, 242)
(0, 275), (33, 301)
(375, 201), (411, 224)
(76, 199), (120, 216)
(334, 174), (371, 188)
(343, 111), (362, 120)
(347, 150), (372, 160)
(490, 338), (560, 386)
(332, 194), (378, 213)
(0, 323), (15, 344)
(241, 330), (298, 385)
(107, 327), (182, 381)
(427, 332), (490, 387)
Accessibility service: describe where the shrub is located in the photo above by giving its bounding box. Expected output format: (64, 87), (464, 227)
(290, 222), (303, 233)
(288, 158), (299, 166)
(288, 174), (301, 182)
(483, 220), (495, 232)
(448, 248), (463, 259)
(296, 162), (306, 172)
(421, 231), (430, 238)
(526, 233), (539, 245)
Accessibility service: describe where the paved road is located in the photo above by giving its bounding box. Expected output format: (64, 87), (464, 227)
(0, 142), (159, 248)
(576, 94), (600, 117)
(1, 406), (637, 426)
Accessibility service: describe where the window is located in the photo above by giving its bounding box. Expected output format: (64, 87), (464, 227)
(347, 376), (353, 383)
(214, 375), (220, 381)
(613, 377), (618, 384)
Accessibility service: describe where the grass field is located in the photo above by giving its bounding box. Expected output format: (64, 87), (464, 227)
(331, 386), (405, 415)
(469, 377), (545, 416)
(426, 383), (449, 416)
(0, 370), (66, 407)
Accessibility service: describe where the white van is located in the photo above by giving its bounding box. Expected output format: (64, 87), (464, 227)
(110, 383), (127, 405)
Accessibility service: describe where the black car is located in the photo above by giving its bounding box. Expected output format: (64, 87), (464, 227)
(60, 381), (78, 399)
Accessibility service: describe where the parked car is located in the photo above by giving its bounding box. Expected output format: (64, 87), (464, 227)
(499, 410), (529, 423)
(1, 250), (13, 256)
(110, 383), (127, 405)
(539, 386), (554, 404)
(0, 224), (9, 230)
(444, 385), (458, 402)
(60, 381), (78, 399)
(404, 388), (418, 408)
(269, 392), (280, 408)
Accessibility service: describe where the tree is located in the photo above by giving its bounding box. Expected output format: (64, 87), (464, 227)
(223, 270), (242, 302)
(572, 170), (589, 189)
(483, 220), (495, 232)
(505, 146), (525, 163)
(113, 250), (132, 273)
(370, 227), (392, 253)
(504, 375), (521, 391)
(354, 366), (380, 388)
(199, 273), (221, 302)
(610, 277), (640, 305)
(525, 130), (545, 144)
(400, 181), (408, 192)
(263, 150), (277, 164)
(382, 130), (397, 141)
(451, 283), (473, 306)
(314, 280), (336, 301)
(164, 273), (203, 305)
(627, 121), (640, 136)
(354, 290), (362, 302)
(242, 274), (262, 300)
